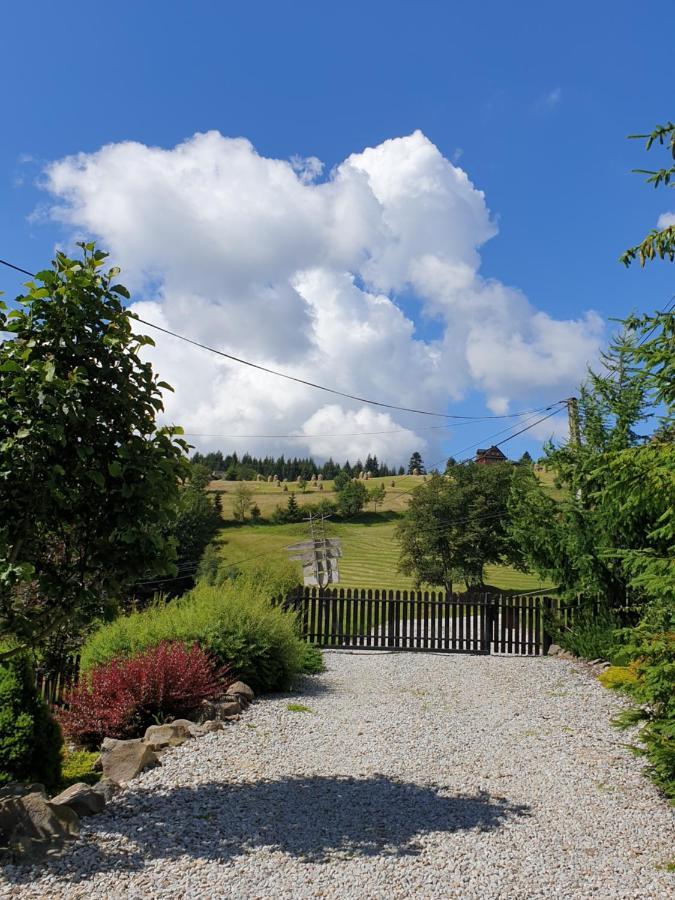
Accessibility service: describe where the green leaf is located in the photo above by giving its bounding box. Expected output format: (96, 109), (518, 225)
(44, 360), (56, 382)
(110, 284), (130, 299)
(108, 461), (123, 477)
(88, 471), (105, 488)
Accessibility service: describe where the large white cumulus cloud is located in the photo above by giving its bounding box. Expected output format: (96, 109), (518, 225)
(43, 130), (602, 462)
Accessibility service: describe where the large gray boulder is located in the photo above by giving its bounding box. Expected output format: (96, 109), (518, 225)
(228, 681), (255, 703)
(51, 782), (105, 818)
(0, 784), (79, 861)
(101, 738), (159, 785)
(143, 721), (193, 750)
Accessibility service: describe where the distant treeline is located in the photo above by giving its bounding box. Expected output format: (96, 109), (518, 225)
(191, 450), (406, 481)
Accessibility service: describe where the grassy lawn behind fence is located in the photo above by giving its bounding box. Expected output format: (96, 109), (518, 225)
(214, 516), (554, 593)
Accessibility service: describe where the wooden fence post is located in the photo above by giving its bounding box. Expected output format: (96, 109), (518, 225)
(483, 593), (494, 654)
(542, 596), (553, 655)
(387, 595), (396, 648)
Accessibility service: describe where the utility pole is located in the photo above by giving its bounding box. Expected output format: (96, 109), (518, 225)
(566, 397), (584, 503)
(287, 512), (342, 587)
(566, 397), (581, 447)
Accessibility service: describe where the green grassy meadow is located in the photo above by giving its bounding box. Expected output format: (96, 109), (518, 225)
(208, 468), (557, 594)
(535, 467), (566, 501)
(209, 474), (420, 518)
(213, 515), (553, 593)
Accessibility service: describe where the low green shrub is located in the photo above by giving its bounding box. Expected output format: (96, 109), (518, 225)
(0, 652), (62, 790)
(81, 565), (314, 694)
(598, 664), (639, 690)
(287, 703), (312, 712)
(298, 642), (324, 674)
(59, 749), (100, 791)
(549, 602), (619, 660)
(610, 627), (675, 800)
(60, 642), (228, 749)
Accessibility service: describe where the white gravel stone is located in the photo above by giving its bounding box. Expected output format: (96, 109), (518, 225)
(1, 652), (673, 898)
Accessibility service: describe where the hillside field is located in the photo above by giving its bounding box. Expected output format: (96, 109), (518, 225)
(213, 515), (554, 594)
(209, 467), (564, 520)
(208, 468), (559, 593)
(209, 474), (420, 518)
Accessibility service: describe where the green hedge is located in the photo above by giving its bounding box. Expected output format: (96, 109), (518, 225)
(0, 652), (62, 789)
(81, 565), (322, 693)
(609, 625), (675, 800)
(550, 602), (620, 660)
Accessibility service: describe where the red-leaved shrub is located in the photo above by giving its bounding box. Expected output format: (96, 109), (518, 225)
(58, 642), (229, 749)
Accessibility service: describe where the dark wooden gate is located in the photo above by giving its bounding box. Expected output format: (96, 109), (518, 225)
(283, 587), (552, 656)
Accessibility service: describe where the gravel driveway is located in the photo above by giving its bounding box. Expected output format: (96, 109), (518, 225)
(2, 652), (673, 899)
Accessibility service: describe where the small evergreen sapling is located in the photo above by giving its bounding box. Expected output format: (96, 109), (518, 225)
(0, 653), (62, 788)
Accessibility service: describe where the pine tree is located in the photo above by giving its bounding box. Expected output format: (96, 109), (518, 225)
(408, 451), (425, 474)
(287, 492), (300, 521)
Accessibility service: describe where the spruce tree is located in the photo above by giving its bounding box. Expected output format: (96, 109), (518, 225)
(408, 451), (425, 474)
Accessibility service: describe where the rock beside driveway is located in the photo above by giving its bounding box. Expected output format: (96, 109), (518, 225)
(50, 783), (105, 818)
(144, 722), (193, 750)
(91, 779), (120, 803)
(0, 784), (79, 861)
(228, 681), (255, 704)
(189, 720), (225, 738)
(199, 698), (242, 721)
(101, 738), (159, 785)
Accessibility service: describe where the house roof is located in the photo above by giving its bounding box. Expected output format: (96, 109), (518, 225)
(475, 445), (507, 459)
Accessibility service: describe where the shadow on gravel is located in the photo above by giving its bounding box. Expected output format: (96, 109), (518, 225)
(2, 776), (529, 883)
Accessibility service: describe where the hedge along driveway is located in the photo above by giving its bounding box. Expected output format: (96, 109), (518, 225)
(79, 568), (314, 694)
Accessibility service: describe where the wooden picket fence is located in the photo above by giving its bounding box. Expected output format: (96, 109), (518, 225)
(35, 591), (596, 703)
(282, 586), (569, 656)
(35, 655), (79, 706)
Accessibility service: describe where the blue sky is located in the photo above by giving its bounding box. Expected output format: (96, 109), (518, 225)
(1, 0), (673, 466)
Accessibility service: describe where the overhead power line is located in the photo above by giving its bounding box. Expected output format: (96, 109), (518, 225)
(130, 316), (560, 421)
(181, 402), (561, 440)
(386, 405), (566, 503)
(0, 259), (34, 278)
(1, 255), (564, 422)
(183, 420), (514, 440)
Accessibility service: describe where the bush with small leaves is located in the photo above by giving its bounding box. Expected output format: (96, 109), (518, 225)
(80, 565), (312, 695)
(59, 642), (229, 749)
(0, 652), (62, 788)
(610, 627), (675, 799)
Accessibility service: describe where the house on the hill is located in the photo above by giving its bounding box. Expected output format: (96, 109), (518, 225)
(475, 446), (508, 465)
